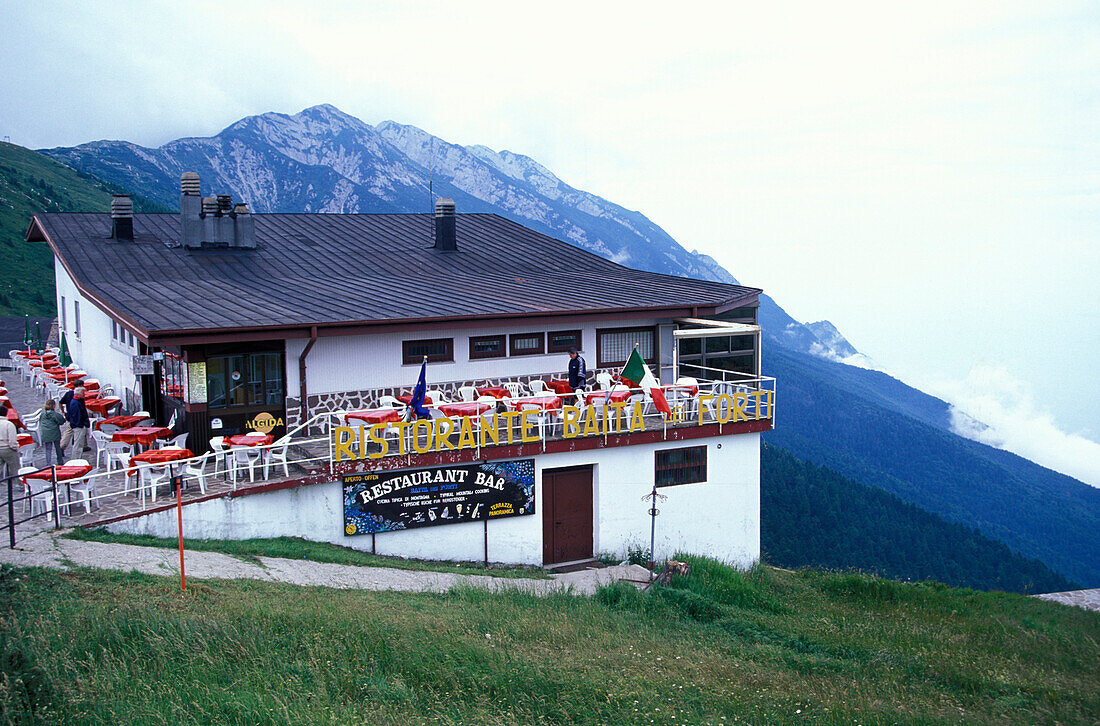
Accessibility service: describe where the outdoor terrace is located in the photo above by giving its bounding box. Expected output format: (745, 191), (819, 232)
(1, 362), (774, 542)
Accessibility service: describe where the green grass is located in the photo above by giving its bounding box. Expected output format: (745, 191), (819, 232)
(64, 528), (550, 579)
(1, 555), (1097, 725)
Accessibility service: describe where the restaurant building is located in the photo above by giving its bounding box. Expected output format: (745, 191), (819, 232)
(25, 174), (775, 567)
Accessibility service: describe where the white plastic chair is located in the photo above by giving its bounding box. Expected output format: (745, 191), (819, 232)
(156, 432), (189, 450)
(596, 372), (613, 390)
(458, 386), (477, 402)
(503, 382), (527, 398)
(138, 463), (168, 504)
(105, 442), (133, 476)
(17, 466), (36, 513)
(67, 473), (97, 515)
(183, 452), (212, 494)
(209, 436), (228, 476)
(529, 380), (548, 394)
(426, 388), (450, 404)
(90, 430), (112, 468)
(230, 446), (261, 485)
(264, 437), (292, 479)
(377, 395), (403, 409)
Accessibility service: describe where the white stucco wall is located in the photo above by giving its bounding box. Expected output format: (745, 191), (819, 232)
(107, 432), (761, 568)
(285, 317), (670, 398)
(53, 259), (140, 402)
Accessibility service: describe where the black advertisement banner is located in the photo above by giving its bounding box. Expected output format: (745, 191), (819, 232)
(343, 459), (535, 536)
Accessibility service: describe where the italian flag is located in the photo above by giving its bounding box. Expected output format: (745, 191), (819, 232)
(619, 348), (672, 416)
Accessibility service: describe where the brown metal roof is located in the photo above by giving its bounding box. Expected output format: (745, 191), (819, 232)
(29, 212), (760, 339)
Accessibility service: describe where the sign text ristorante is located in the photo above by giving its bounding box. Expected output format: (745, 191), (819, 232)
(332, 389), (773, 461)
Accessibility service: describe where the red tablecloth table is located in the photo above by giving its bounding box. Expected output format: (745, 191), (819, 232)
(508, 395), (563, 411)
(6, 409), (23, 431)
(66, 380), (99, 390)
(85, 398), (123, 416)
(49, 371), (84, 382)
(17, 433), (34, 448)
(226, 434), (274, 447)
(128, 448), (193, 476)
(22, 464), (93, 483)
(344, 409), (402, 425)
(545, 379), (574, 395)
(395, 394), (432, 405)
(28, 360), (45, 368)
(112, 426), (172, 447)
(95, 414), (143, 430)
(476, 386), (511, 399)
(584, 389), (633, 405)
(438, 402), (493, 417)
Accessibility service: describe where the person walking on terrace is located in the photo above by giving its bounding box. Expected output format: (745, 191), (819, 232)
(39, 399), (67, 465)
(0, 405), (19, 480)
(65, 386), (91, 455)
(567, 347), (587, 405)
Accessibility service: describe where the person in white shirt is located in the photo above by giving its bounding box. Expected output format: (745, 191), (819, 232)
(0, 406), (19, 479)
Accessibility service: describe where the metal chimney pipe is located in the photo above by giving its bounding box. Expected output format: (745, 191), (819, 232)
(434, 197), (456, 251)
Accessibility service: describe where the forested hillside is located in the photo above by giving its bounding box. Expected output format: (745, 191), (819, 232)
(764, 345), (1100, 587)
(761, 445), (1076, 594)
(0, 142), (166, 316)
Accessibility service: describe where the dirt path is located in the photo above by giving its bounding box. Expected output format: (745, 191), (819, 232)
(0, 528), (651, 595)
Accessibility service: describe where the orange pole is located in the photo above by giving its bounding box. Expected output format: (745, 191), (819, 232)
(176, 480), (185, 591)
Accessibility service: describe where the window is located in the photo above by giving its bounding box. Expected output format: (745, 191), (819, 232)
(127, 331), (134, 346)
(597, 327), (655, 367)
(73, 301), (81, 338)
(60, 296), (66, 331)
(159, 351), (185, 400)
(655, 446), (707, 487)
(403, 338), (453, 364)
(205, 352), (285, 408)
(111, 321), (118, 341)
(469, 334), (505, 360)
(509, 332), (545, 356)
(547, 330), (582, 354)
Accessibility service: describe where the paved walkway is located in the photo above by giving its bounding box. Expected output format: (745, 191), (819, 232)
(0, 528), (652, 595)
(1035, 589), (1100, 612)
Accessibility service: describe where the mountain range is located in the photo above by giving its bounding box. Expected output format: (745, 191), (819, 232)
(31, 105), (1100, 587)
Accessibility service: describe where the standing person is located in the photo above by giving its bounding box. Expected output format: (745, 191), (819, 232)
(66, 387), (91, 455)
(567, 346), (587, 404)
(58, 387), (74, 453)
(38, 400), (67, 465)
(0, 405), (19, 480)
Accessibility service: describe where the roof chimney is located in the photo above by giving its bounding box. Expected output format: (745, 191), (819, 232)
(178, 171), (256, 249)
(180, 172), (202, 248)
(434, 197), (456, 251)
(110, 195), (133, 241)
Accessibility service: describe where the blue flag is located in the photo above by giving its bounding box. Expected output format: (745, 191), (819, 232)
(409, 358), (430, 419)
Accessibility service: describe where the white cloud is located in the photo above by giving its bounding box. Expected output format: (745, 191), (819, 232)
(930, 364), (1100, 488)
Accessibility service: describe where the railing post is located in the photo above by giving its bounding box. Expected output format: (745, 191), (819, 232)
(327, 413), (334, 476)
(50, 466), (60, 528)
(7, 474), (15, 549)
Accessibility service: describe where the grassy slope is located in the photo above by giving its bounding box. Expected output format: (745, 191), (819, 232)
(0, 141), (167, 316)
(1, 558), (1096, 725)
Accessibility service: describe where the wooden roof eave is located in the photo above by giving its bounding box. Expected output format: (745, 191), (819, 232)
(26, 215), (155, 346)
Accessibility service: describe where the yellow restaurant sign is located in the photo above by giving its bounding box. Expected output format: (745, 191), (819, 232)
(333, 390), (772, 461)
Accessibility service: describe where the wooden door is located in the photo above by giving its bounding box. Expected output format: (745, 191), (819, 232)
(542, 466), (594, 565)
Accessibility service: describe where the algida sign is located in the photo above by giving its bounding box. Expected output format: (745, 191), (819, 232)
(343, 459), (535, 535)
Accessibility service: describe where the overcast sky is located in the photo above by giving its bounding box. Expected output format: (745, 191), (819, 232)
(2, 1), (1098, 477)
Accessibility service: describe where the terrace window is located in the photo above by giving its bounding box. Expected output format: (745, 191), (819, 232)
(509, 332), (545, 356)
(655, 445), (707, 487)
(597, 327), (654, 367)
(469, 334), (505, 360)
(206, 352), (285, 408)
(403, 338), (454, 365)
(547, 330), (582, 354)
